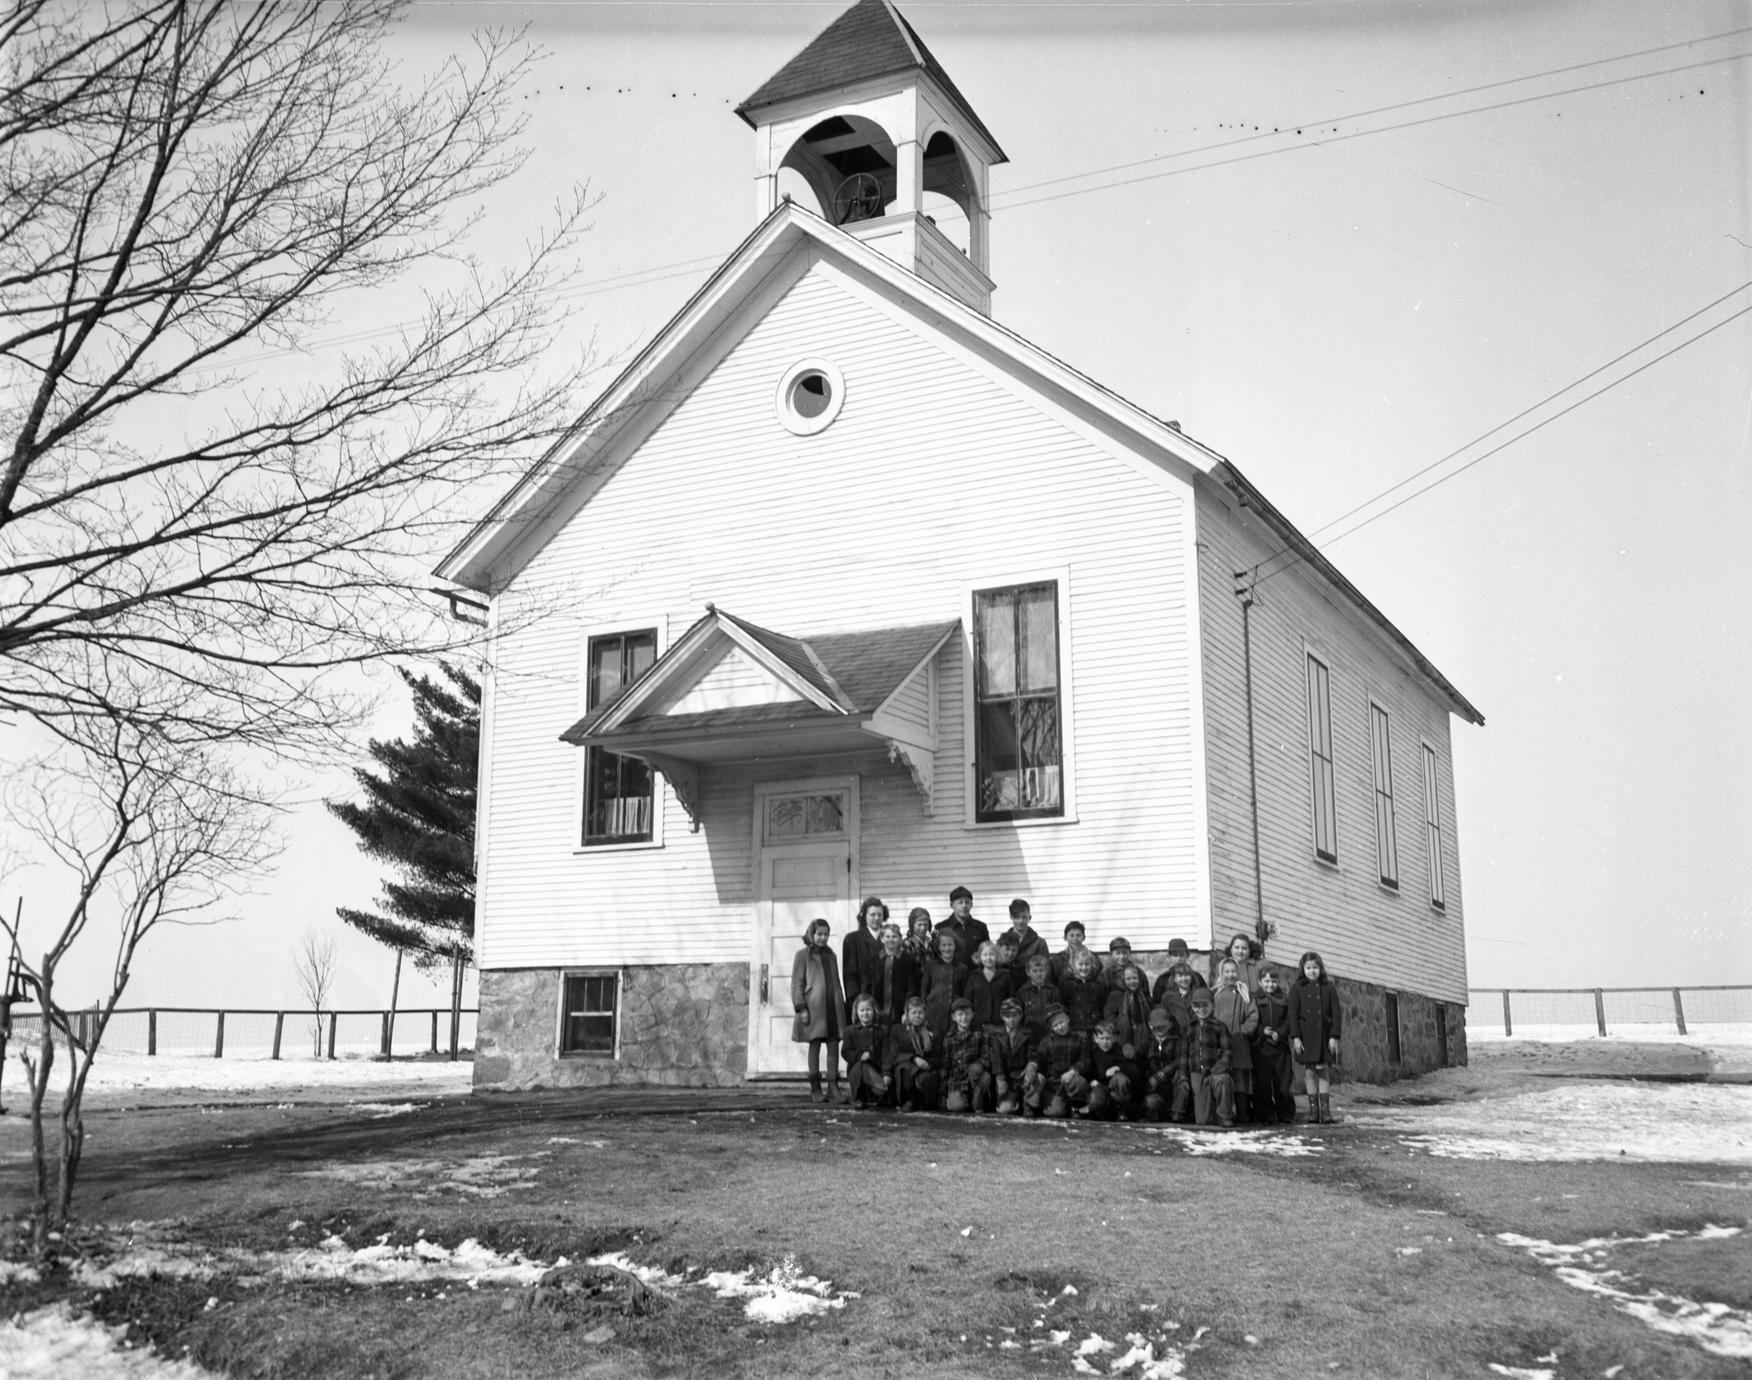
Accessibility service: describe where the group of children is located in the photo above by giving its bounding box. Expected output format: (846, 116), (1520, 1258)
(791, 889), (1345, 1126)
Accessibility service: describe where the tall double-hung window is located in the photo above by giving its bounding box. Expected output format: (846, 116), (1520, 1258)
(583, 629), (658, 844)
(1423, 743), (1446, 910)
(973, 582), (1063, 821)
(1306, 653), (1337, 862)
(1370, 702), (1399, 888)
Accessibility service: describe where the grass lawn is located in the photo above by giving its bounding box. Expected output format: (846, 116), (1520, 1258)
(2, 1061), (1749, 1380)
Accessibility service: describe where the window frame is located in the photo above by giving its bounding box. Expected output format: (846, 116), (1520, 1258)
(575, 617), (667, 854)
(557, 968), (622, 1058)
(962, 569), (1077, 829)
(1305, 651), (1338, 864)
(1369, 698), (1400, 891)
(1421, 739), (1447, 911)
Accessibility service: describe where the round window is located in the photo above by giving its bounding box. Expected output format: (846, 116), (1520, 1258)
(776, 358), (845, 435)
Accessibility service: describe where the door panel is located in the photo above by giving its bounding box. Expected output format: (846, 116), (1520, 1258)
(752, 842), (850, 1076)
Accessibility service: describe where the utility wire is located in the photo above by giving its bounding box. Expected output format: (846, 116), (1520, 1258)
(1246, 293), (1752, 591)
(992, 23), (1752, 203)
(197, 27), (1752, 369)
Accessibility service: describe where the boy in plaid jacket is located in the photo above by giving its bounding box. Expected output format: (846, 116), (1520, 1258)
(1183, 988), (1235, 1127)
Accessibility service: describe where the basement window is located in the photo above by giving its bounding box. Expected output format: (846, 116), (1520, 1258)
(559, 971), (619, 1057)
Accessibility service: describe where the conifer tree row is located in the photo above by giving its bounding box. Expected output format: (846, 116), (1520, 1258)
(328, 665), (479, 969)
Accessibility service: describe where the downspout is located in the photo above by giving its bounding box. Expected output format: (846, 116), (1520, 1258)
(1234, 571), (1269, 945)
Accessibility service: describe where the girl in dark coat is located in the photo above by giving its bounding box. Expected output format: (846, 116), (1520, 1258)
(841, 897), (888, 1003)
(1102, 962), (1153, 1058)
(841, 993), (890, 1107)
(1251, 965), (1296, 1124)
(791, 918), (849, 1103)
(1286, 950), (1343, 1124)
(919, 930), (968, 1040)
(870, 923), (920, 1026)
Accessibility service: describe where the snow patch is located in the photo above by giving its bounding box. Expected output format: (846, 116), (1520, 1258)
(1499, 1226), (1752, 1358)
(1149, 1126), (1324, 1157)
(0, 1303), (219, 1379)
(348, 1103), (419, 1118)
(701, 1254), (848, 1324)
(1356, 1083), (1752, 1164)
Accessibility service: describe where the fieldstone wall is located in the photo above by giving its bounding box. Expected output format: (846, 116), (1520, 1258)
(1120, 951), (1468, 1085)
(474, 963), (749, 1090)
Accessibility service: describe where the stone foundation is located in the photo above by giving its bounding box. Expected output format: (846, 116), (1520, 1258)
(474, 963), (749, 1090)
(475, 956), (1466, 1090)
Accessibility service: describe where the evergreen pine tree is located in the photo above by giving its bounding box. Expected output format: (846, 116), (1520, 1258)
(327, 664), (479, 969)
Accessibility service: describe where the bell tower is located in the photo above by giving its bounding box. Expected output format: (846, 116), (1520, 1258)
(735, 0), (1006, 316)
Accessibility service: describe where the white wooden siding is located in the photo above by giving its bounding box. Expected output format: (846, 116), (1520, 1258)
(477, 263), (1202, 969)
(1193, 482), (1468, 1002)
(882, 664), (931, 734)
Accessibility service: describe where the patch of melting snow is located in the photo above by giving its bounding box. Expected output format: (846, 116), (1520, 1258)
(1487, 1366), (1554, 1380)
(348, 1103), (419, 1118)
(296, 1151), (546, 1197)
(0, 1303), (219, 1380)
(701, 1253), (849, 1323)
(1148, 1127), (1324, 1157)
(1499, 1226), (1752, 1358)
(1359, 1083), (1752, 1164)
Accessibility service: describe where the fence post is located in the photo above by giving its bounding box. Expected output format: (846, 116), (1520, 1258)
(148, 1009), (157, 1057)
(380, 1011), (391, 1059)
(326, 1011), (338, 1060)
(214, 1011), (225, 1059)
(1672, 988), (1688, 1036)
(1593, 988), (1607, 1037)
(272, 1012), (284, 1061)
(1502, 989), (1512, 1037)
(431, 1010), (439, 1054)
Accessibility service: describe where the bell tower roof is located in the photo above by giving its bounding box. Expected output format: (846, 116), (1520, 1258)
(735, 0), (1006, 164)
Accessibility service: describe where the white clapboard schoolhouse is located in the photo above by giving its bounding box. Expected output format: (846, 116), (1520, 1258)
(438, 0), (1484, 1089)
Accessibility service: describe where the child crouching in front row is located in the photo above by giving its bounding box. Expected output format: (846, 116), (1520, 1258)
(987, 998), (1041, 1114)
(1037, 1004), (1096, 1118)
(1184, 988), (1235, 1127)
(941, 996), (994, 1112)
(842, 993), (890, 1108)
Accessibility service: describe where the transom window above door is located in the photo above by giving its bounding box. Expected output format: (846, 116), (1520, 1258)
(762, 791), (848, 844)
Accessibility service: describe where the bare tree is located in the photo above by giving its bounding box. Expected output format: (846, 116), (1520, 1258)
(0, 0), (590, 755)
(292, 925), (339, 1057)
(1, 716), (274, 1257)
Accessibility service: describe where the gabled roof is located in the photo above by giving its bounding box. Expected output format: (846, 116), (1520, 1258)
(735, 0), (1006, 162)
(559, 608), (959, 745)
(436, 199), (1223, 595)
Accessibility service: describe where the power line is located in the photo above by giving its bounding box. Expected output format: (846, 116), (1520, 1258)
(991, 24), (1752, 204)
(194, 26), (1752, 369)
(1246, 291), (1752, 591)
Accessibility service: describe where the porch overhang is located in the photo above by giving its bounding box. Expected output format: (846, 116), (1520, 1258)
(559, 608), (957, 829)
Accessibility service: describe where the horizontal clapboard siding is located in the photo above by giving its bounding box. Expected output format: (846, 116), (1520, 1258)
(1194, 483), (1467, 1003)
(477, 264), (1201, 969)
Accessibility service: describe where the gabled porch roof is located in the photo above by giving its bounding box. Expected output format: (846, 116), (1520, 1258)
(561, 607), (958, 826)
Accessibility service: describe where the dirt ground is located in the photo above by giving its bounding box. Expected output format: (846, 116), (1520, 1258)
(1, 1039), (1748, 1379)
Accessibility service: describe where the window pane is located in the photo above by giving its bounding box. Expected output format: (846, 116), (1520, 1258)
(977, 593), (1016, 697)
(584, 629), (659, 844)
(562, 974), (617, 1054)
(1019, 586), (1058, 692)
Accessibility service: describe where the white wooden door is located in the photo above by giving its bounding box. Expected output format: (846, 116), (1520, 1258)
(749, 781), (856, 1077)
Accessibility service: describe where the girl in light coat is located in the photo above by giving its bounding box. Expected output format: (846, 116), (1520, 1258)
(792, 918), (849, 1103)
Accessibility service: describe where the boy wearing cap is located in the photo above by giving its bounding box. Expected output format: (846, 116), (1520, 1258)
(941, 996), (993, 1113)
(1087, 1019), (1141, 1120)
(1139, 1007), (1185, 1122)
(1151, 939), (1209, 1006)
(1037, 1004), (1095, 1119)
(1050, 921), (1094, 984)
(1004, 899), (1050, 975)
(987, 998), (1039, 1114)
(1100, 937), (1136, 994)
(884, 995), (941, 1113)
(935, 885), (990, 966)
(1183, 988), (1235, 1127)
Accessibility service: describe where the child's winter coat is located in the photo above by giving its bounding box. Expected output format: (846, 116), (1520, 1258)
(1286, 975), (1343, 1065)
(1209, 985), (1260, 1077)
(790, 943), (847, 1043)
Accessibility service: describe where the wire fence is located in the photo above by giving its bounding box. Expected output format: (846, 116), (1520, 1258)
(4, 1007), (477, 1060)
(1467, 986), (1752, 1037)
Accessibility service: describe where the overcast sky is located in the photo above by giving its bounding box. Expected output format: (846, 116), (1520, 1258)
(25, 0), (1749, 1011)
